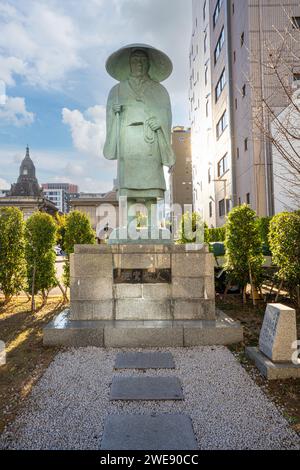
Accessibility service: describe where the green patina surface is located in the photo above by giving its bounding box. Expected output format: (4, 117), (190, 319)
(104, 44), (175, 200)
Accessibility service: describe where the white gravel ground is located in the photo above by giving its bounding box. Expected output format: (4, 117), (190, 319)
(0, 346), (299, 450)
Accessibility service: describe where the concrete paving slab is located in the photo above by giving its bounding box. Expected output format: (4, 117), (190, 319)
(110, 376), (183, 400)
(114, 352), (175, 369)
(101, 414), (198, 450)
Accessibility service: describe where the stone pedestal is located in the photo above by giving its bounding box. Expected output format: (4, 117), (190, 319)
(44, 243), (243, 347)
(69, 243), (215, 322)
(246, 303), (300, 380)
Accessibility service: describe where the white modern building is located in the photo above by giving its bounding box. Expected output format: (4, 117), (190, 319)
(42, 183), (79, 213)
(272, 89), (300, 213)
(42, 188), (67, 213)
(190, 0), (300, 227)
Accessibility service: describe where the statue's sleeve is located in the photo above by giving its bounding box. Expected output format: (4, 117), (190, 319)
(157, 85), (176, 167)
(103, 85), (118, 160)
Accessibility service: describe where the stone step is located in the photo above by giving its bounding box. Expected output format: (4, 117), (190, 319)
(43, 310), (243, 348)
(101, 414), (198, 450)
(110, 376), (184, 401)
(114, 352), (175, 370)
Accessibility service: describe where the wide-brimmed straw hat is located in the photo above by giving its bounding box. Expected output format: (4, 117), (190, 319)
(106, 43), (173, 82)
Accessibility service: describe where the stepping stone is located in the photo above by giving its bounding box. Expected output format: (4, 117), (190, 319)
(114, 352), (175, 370)
(110, 376), (183, 400)
(101, 414), (198, 450)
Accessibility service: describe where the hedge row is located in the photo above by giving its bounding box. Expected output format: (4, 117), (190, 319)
(178, 205), (300, 306)
(0, 208), (95, 310)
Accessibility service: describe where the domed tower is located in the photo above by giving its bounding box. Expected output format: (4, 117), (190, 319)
(10, 146), (42, 197)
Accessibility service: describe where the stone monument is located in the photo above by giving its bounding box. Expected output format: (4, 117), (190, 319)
(43, 44), (243, 348)
(246, 303), (300, 379)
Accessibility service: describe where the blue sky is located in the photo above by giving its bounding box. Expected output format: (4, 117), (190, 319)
(0, 0), (192, 192)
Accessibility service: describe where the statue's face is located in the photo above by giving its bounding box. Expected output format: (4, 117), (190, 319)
(130, 50), (149, 77)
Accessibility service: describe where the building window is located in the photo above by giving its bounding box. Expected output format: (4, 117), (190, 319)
(216, 110), (228, 139)
(215, 68), (226, 102)
(203, 1), (206, 21)
(233, 50), (236, 62)
(214, 27), (225, 64)
(205, 66), (208, 85)
(213, 0), (223, 28)
(232, 3), (235, 14)
(208, 167), (212, 184)
(237, 147), (240, 159)
(242, 84), (246, 97)
(238, 197), (241, 205)
(206, 100), (209, 117)
(217, 153), (228, 177)
(293, 72), (300, 81)
(292, 17), (300, 29)
(244, 138), (248, 151)
(209, 201), (213, 218)
(219, 199), (225, 217)
(204, 33), (207, 53)
(235, 98), (238, 109)
(246, 193), (251, 204)
(241, 32), (245, 47)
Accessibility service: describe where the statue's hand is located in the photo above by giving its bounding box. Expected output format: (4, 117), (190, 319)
(113, 104), (122, 114)
(148, 117), (161, 131)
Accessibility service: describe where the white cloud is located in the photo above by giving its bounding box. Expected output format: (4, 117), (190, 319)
(0, 96), (35, 126)
(0, 56), (27, 86)
(62, 105), (106, 157)
(0, 0), (192, 190)
(64, 162), (85, 177)
(0, 178), (10, 190)
(0, 2), (83, 89)
(0, 1), (191, 123)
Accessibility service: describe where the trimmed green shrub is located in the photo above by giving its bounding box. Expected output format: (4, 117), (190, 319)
(206, 226), (226, 243)
(177, 212), (206, 244)
(269, 212), (300, 306)
(25, 212), (57, 311)
(55, 213), (67, 250)
(224, 204), (264, 304)
(63, 211), (95, 287)
(257, 216), (272, 255)
(0, 207), (26, 303)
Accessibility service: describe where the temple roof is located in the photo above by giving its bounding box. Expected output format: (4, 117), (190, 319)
(10, 146), (43, 197)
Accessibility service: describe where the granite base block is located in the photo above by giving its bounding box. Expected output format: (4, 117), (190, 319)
(43, 310), (243, 348)
(245, 347), (300, 380)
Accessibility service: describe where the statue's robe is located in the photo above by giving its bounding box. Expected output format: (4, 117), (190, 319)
(103, 76), (175, 198)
